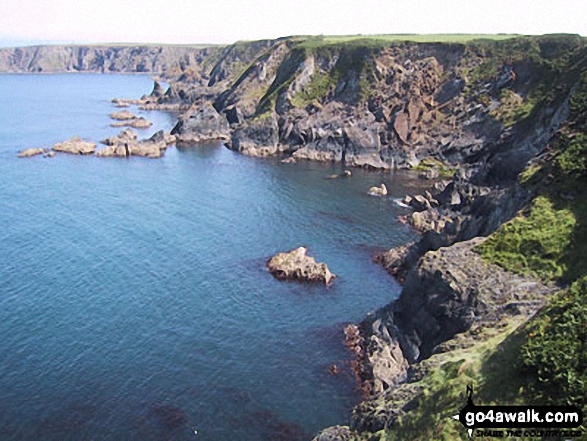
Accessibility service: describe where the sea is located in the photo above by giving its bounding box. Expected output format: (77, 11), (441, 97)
(0, 74), (424, 440)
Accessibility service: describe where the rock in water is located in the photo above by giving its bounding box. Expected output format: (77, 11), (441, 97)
(267, 247), (335, 284)
(109, 110), (137, 120)
(170, 101), (230, 143)
(110, 117), (152, 129)
(368, 184), (387, 196)
(18, 148), (46, 157)
(52, 137), (96, 155)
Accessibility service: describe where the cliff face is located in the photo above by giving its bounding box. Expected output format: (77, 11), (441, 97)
(158, 35), (586, 178)
(0, 45), (217, 74)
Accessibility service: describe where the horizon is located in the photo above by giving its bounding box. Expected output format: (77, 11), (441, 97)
(0, 0), (585, 48)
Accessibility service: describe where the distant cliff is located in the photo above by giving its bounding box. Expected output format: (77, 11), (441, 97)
(0, 44), (217, 74)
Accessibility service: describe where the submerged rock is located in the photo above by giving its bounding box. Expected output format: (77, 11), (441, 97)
(18, 148), (46, 157)
(368, 184), (387, 196)
(52, 137), (96, 155)
(267, 247), (335, 284)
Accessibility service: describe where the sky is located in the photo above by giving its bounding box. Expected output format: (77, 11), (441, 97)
(0, 0), (584, 47)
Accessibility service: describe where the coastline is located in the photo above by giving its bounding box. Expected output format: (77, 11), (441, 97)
(4, 33), (587, 440)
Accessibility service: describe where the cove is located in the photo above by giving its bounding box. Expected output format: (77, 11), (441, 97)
(0, 74), (426, 440)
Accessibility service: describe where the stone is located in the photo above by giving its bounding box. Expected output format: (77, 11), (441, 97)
(52, 137), (96, 155)
(267, 247), (335, 284)
(368, 184), (388, 197)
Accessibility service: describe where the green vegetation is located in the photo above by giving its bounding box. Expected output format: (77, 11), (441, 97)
(256, 47), (307, 115)
(490, 89), (537, 127)
(521, 278), (587, 408)
(312, 34), (520, 45)
(411, 157), (456, 179)
(475, 196), (577, 281)
(290, 71), (337, 108)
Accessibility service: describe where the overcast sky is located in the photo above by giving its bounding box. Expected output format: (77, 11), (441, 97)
(0, 0), (584, 47)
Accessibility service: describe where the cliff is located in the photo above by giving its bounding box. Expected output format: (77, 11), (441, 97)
(0, 44), (217, 74)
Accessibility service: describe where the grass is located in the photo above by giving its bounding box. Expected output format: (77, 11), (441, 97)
(316, 34), (521, 45)
(475, 196), (577, 282)
(378, 319), (534, 441)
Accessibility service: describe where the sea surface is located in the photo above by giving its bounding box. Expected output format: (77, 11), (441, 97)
(0, 74), (425, 440)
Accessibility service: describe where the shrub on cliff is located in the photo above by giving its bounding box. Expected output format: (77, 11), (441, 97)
(521, 276), (587, 409)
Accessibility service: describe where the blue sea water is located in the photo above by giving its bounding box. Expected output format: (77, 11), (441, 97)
(0, 74), (425, 440)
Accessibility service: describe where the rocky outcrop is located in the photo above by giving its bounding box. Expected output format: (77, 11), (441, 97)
(110, 110), (137, 120)
(267, 247), (335, 284)
(345, 238), (556, 434)
(95, 130), (173, 158)
(170, 101), (230, 143)
(52, 137), (96, 154)
(230, 114), (280, 156)
(110, 117), (152, 129)
(18, 148), (46, 157)
(100, 128), (138, 145)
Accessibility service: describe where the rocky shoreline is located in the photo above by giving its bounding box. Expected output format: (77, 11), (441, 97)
(8, 34), (586, 440)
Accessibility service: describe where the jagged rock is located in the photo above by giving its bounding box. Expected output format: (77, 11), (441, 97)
(409, 194), (431, 211)
(392, 238), (556, 362)
(149, 130), (176, 145)
(150, 81), (164, 98)
(171, 101), (230, 143)
(100, 128), (138, 145)
(110, 117), (152, 129)
(281, 156), (297, 164)
(230, 113), (280, 156)
(368, 184), (387, 197)
(18, 148), (46, 157)
(52, 137), (96, 154)
(266, 247), (335, 284)
(110, 110), (137, 120)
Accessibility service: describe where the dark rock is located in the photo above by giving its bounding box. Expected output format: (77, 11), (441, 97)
(171, 101), (230, 143)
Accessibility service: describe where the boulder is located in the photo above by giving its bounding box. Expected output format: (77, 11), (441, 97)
(267, 247), (335, 284)
(368, 184), (388, 197)
(52, 137), (96, 155)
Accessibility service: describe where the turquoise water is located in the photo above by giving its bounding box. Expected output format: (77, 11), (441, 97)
(0, 74), (423, 440)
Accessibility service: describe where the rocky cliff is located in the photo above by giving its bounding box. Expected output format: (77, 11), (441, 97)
(0, 44), (217, 73)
